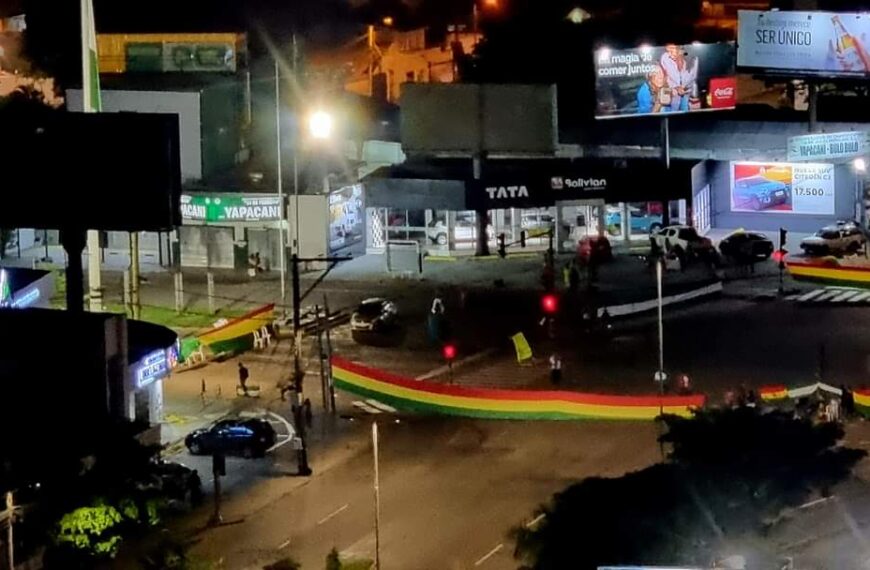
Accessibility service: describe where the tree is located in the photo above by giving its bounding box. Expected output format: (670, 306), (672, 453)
(513, 408), (865, 569)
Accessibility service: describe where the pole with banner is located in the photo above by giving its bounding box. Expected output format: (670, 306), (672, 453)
(81, 0), (103, 312)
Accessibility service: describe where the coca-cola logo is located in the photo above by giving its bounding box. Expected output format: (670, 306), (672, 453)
(714, 87), (734, 98)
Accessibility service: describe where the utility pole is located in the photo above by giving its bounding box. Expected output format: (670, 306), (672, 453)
(368, 25), (375, 97)
(290, 254), (351, 475)
(372, 421), (381, 570)
(130, 232), (141, 320)
(275, 56), (287, 307)
(4, 491), (13, 570)
(292, 34), (301, 257)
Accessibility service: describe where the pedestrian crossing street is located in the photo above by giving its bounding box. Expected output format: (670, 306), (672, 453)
(786, 287), (870, 305)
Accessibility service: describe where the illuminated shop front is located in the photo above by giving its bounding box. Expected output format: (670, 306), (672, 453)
(126, 320), (178, 432)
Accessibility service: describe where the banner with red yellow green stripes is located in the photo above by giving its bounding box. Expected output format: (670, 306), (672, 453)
(331, 357), (704, 421)
(786, 258), (870, 289)
(854, 389), (870, 417)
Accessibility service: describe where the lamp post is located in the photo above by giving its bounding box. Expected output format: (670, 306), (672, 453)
(274, 58), (287, 308)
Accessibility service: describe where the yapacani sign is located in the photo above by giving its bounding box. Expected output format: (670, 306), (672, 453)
(181, 194), (283, 223)
(787, 131), (870, 162)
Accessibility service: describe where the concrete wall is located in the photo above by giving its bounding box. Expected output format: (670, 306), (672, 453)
(705, 160), (855, 233)
(68, 88), (202, 182)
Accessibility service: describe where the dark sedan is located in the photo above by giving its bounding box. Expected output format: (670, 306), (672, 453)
(185, 418), (276, 458)
(718, 232), (774, 262)
(350, 298), (398, 333)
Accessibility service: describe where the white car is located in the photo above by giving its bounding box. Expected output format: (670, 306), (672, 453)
(651, 225), (716, 260)
(428, 219), (493, 245)
(800, 221), (865, 256)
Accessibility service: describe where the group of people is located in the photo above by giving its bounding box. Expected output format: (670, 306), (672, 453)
(636, 44), (699, 115)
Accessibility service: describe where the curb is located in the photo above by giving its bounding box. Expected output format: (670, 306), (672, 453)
(598, 281), (724, 317)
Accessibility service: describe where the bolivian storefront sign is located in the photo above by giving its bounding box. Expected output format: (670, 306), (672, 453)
(181, 193), (283, 223)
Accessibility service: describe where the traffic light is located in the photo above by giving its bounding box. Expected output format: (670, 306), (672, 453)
(779, 227), (787, 249)
(442, 343), (457, 361)
(497, 233), (506, 258)
(772, 250), (787, 264)
(541, 293), (559, 315)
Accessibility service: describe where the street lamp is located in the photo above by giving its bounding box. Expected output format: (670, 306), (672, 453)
(308, 110), (334, 140)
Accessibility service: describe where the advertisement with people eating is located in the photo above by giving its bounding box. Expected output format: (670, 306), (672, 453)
(593, 42), (737, 119)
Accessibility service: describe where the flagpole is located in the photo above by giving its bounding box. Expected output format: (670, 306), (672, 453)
(82, 0), (103, 312)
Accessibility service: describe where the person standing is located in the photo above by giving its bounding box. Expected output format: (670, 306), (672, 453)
(660, 44), (698, 113)
(549, 353), (563, 385)
(238, 362), (250, 396)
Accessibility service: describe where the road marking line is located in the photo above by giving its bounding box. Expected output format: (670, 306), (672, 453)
(814, 290), (842, 302)
(850, 292), (870, 303)
(525, 513), (546, 528)
(474, 544), (504, 566)
(798, 496), (835, 510)
(365, 399), (397, 413)
(317, 504), (349, 525)
(266, 411), (296, 452)
(278, 539), (291, 550)
(830, 290), (860, 303)
(797, 289), (827, 302)
(353, 401), (382, 414)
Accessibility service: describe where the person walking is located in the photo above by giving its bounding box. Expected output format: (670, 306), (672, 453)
(238, 362), (250, 396)
(549, 353), (563, 385)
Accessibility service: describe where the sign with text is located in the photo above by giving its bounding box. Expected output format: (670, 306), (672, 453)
(738, 10), (870, 76)
(593, 42), (736, 119)
(787, 131), (870, 162)
(731, 162), (835, 215)
(181, 193), (282, 223)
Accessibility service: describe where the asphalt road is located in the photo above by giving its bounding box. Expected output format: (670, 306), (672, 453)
(181, 416), (662, 570)
(132, 285), (870, 569)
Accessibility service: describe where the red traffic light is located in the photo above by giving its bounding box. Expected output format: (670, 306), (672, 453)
(442, 344), (457, 360)
(772, 249), (787, 263)
(541, 293), (559, 314)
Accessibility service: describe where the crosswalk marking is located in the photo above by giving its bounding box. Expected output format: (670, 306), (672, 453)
(797, 289), (827, 302)
(352, 399), (399, 415)
(792, 287), (870, 306)
(365, 399), (398, 413)
(352, 401), (383, 414)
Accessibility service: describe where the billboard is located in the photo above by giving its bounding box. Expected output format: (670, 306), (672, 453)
(594, 43), (737, 119)
(787, 131), (870, 162)
(738, 10), (870, 76)
(328, 184), (365, 254)
(730, 162), (835, 215)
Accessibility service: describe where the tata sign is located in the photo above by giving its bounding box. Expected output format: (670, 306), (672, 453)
(181, 193), (283, 223)
(788, 131), (870, 162)
(738, 10), (870, 77)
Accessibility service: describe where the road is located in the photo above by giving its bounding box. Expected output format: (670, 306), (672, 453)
(180, 416), (662, 570)
(141, 279), (870, 569)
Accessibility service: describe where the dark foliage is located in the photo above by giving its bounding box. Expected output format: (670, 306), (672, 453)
(513, 408), (865, 570)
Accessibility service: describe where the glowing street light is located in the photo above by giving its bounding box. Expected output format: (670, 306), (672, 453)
(854, 157), (867, 173)
(382, 16), (394, 26)
(308, 110), (334, 140)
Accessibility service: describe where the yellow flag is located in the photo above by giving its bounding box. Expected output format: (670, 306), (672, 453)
(511, 333), (533, 363)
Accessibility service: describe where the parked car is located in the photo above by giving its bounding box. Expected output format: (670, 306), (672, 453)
(800, 221), (866, 256)
(604, 206), (663, 234)
(576, 236), (612, 264)
(185, 418), (276, 458)
(651, 225), (717, 262)
(718, 231), (774, 261)
(427, 219), (494, 245)
(132, 459), (203, 508)
(521, 212), (555, 237)
(732, 176), (790, 211)
(351, 298), (399, 333)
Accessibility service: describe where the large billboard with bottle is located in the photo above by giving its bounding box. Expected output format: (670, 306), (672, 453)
(738, 10), (870, 76)
(730, 162), (835, 215)
(593, 42), (737, 119)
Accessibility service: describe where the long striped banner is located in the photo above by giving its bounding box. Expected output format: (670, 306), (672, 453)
(786, 258), (870, 289)
(196, 303), (274, 354)
(854, 389), (870, 417)
(331, 357), (704, 421)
